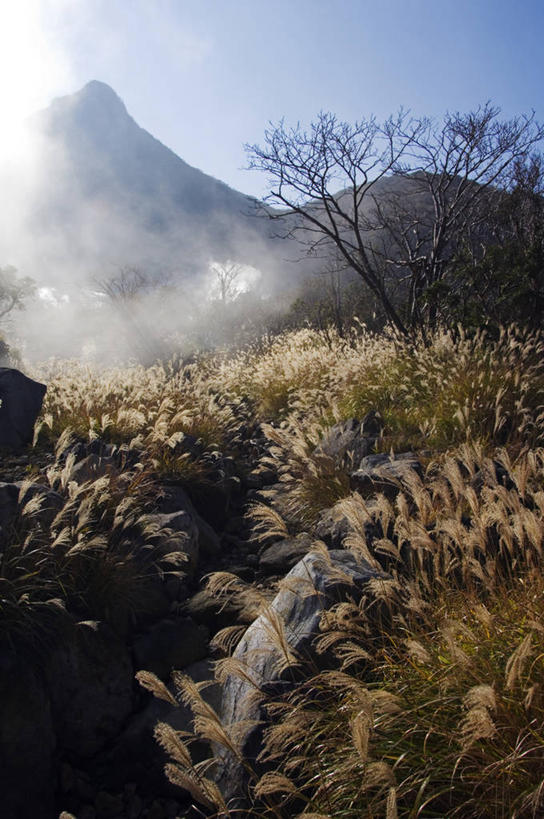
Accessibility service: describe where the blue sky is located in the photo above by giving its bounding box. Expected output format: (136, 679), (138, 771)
(2, 0), (543, 197)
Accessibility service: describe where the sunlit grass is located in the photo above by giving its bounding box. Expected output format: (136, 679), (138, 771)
(14, 322), (544, 816)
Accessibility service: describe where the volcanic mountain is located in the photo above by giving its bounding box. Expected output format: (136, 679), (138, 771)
(5, 81), (291, 290)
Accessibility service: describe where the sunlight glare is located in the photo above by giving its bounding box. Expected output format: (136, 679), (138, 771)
(0, 1), (71, 159)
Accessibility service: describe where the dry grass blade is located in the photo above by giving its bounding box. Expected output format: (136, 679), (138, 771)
(135, 671), (178, 706)
(154, 722), (192, 768)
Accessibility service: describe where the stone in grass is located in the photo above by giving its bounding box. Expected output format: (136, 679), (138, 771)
(46, 620), (134, 758)
(258, 533), (314, 574)
(350, 452), (422, 498)
(156, 484), (221, 561)
(133, 616), (209, 681)
(185, 587), (247, 632)
(314, 413), (382, 469)
(0, 367), (46, 449)
(147, 509), (200, 575)
(215, 549), (386, 806)
(95, 659), (221, 794)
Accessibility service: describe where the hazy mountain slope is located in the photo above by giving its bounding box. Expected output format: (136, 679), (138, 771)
(0, 81), (446, 302)
(8, 81), (291, 289)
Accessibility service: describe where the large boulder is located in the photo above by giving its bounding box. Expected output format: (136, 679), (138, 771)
(46, 621), (134, 758)
(94, 659), (221, 794)
(215, 549), (385, 804)
(133, 617), (209, 681)
(0, 368), (46, 449)
(0, 651), (57, 819)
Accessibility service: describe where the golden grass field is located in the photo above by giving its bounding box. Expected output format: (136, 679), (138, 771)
(8, 324), (544, 817)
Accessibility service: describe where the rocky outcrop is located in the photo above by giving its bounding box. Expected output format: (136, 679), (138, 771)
(314, 413), (382, 469)
(0, 368), (46, 449)
(258, 533), (313, 574)
(350, 451), (423, 497)
(46, 621), (135, 758)
(215, 549), (386, 804)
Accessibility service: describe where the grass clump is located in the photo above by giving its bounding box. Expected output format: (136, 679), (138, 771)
(15, 321), (544, 816)
(0, 460), (179, 648)
(338, 327), (544, 453)
(157, 443), (544, 818)
(253, 575), (544, 818)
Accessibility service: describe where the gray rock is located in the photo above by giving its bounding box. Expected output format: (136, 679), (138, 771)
(70, 453), (122, 484)
(244, 465), (276, 490)
(215, 550), (385, 803)
(350, 452), (422, 498)
(147, 510), (200, 574)
(157, 485), (220, 561)
(0, 367), (46, 449)
(46, 621), (134, 757)
(96, 659), (220, 794)
(185, 588), (245, 632)
(314, 414), (380, 469)
(314, 505), (352, 549)
(133, 617), (209, 680)
(314, 499), (384, 550)
(0, 653), (57, 819)
(259, 534), (313, 574)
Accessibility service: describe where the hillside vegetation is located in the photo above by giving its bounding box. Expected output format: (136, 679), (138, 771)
(5, 323), (541, 817)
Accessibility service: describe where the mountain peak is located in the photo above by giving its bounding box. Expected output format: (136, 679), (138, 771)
(79, 79), (121, 99)
(70, 80), (128, 115)
(43, 80), (129, 128)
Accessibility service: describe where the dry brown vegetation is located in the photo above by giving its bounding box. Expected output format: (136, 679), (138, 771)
(9, 323), (544, 816)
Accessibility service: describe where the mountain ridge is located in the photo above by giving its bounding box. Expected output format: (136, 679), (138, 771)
(4, 80), (289, 290)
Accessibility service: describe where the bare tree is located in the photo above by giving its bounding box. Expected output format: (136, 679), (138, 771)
(94, 266), (152, 303)
(93, 266), (171, 363)
(0, 266), (35, 322)
(246, 105), (544, 336)
(210, 260), (243, 304)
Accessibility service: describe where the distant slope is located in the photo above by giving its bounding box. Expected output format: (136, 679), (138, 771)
(7, 81), (293, 290)
(0, 81), (445, 300)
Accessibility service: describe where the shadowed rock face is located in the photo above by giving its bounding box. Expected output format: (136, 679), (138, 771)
(0, 368), (46, 449)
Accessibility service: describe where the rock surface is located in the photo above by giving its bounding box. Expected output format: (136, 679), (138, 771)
(46, 621), (134, 758)
(350, 451), (423, 497)
(215, 549), (386, 803)
(95, 659), (221, 794)
(0, 367), (46, 449)
(157, 484), (221, 560)
(314, 413), (381, 468)
(133, 617), (209, 680)
(258, 533), (313, 574)
(147, 510), (200, 574)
